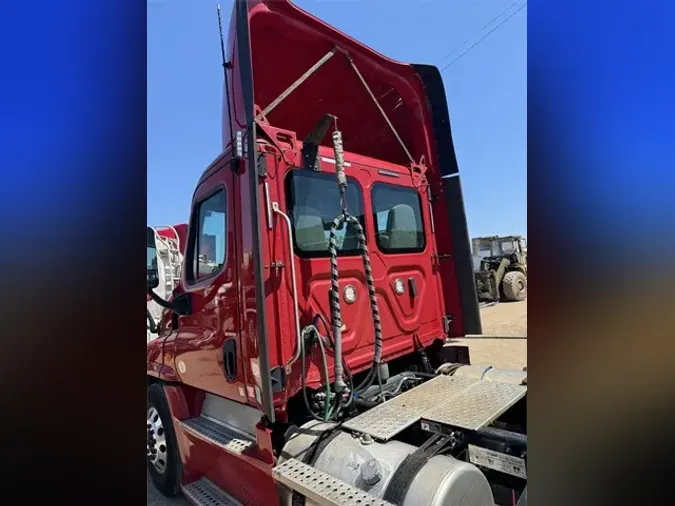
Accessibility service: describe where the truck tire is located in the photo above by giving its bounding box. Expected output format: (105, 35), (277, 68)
(147, 382), (182, 497)
(502, 271), (527, 301)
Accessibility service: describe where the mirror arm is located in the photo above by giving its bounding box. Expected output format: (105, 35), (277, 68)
(147, 286), (192, 316)
(147, 287), (174, 310)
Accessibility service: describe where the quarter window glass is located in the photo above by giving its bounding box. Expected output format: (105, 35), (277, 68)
(192, 190), (227, 280)
(372, 184), (425, 253)
(286, 171), (365, 257)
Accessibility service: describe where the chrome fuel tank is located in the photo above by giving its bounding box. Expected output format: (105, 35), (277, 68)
(279, 421), (495, 506)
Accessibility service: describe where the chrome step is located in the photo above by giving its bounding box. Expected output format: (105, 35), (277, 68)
(182, 478), (242, 506)
(273, 458), (393, 506)
(178, 416), (254, 455)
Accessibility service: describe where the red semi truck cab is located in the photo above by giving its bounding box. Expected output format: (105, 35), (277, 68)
(148, 0), (481, 422)
(147, 2), (526, 505)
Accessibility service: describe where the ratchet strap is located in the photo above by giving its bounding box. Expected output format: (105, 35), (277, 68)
(291, 428), (343, 505)
(382, 433), (454, 505)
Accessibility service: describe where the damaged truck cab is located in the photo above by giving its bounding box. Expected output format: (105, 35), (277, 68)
(146, 2), (526, 505)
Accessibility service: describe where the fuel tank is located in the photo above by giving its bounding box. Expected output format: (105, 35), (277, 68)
(279, 421), (495, 506)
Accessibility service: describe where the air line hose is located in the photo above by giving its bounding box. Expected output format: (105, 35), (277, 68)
(300, 325), (334, 421)
(328, 129), (383, 398)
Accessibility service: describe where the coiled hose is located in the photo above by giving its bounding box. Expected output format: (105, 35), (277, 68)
(312, 314), (355, 409)
(300, 324), (348, 421)
(300, 325), (332, 421)
(328, 129), (383, 398)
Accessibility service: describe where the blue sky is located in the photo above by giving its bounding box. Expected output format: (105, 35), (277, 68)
(148, 0), (526, 238)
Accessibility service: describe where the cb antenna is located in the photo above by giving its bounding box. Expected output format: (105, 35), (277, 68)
(217, 3), (235, 148)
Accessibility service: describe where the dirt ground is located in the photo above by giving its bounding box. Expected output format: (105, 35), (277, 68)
(476, 300), (527, 337)
(147, 301), (528, 503)
(449, 335), (527, 370)
(450, 300), (528, 370)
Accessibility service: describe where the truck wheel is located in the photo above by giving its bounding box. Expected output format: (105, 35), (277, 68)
(502, 271), (527, 301)
(147, 382), (182, 496)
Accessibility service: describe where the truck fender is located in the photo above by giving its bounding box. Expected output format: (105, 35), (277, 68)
(161, 383), (206, 421)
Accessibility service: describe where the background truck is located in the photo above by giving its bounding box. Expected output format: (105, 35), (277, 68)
(146, 2), (527, 505)
(147, 225), (187, 342)
(472, 236), (527, 303)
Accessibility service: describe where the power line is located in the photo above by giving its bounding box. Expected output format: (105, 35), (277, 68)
(437, 0), (522, 68)
(440, 1), (527, 73)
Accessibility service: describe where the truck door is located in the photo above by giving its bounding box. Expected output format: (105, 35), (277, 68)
(165, 161), (249, 403)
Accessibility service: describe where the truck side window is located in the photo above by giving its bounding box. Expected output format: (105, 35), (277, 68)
(285, 170), (365, 257)
(190, 189), (227, 281)
(372, 183), (425, 253)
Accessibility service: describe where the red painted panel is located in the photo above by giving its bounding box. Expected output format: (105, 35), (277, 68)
(260, 144), (446, 399)
(163, 384), (205, 421)
(175, 424), (279, 506)
(163, 161), (255, 405)
(228, 0), (468, 346)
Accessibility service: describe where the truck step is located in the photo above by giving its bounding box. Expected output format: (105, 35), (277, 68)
(453, 364), (527, 385)
(182, 477), (242, 506)
(422, 379), (526, 431)
(343, 375), (480, 441)
(343, 374), (527, 440)
(273, 458), (393, 506)
(177, 415), (255, 455)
